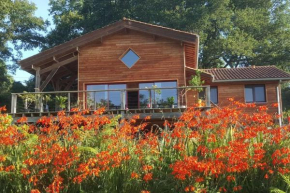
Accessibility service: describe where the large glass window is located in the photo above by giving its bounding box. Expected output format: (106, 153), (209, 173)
(87, 84), (126, 109)
(139, 81), (177, 108)
(245, 85), (266, 103)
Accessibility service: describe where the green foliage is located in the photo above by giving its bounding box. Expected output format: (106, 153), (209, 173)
(0, 0), (45, 111)
(45, 0), (290, 69)
(0, 0), (45, 71)
(270, 174), (290, 193)
(166, 96), (175, 106)
(56, 95), (68, 109)
(188, 70), (205, 92)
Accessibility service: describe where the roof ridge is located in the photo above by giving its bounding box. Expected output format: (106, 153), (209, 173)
(123, 17), (198, 37)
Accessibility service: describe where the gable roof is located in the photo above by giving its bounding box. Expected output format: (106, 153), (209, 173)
(19, 18), (198, 72)
(202, 66), (290, 82)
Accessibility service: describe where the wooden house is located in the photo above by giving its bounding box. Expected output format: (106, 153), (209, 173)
(14, 18), (290, 123)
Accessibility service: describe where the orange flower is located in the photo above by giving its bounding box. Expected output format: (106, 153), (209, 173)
(21, 168), (31, 176)
(131, 172), (139, 179)
(142, 165), (153, 172)
(143, 173), (153, 182)
(226, 175), (235, 182)
(17, 116), (27, 124)
(0, 106), (7, 112)
(195, 177), (204, 183)
(141, 191), (150, 193)
(31, 189), (41, 193)
(233, 186), (242, 191)
(185, 186), (195, 192)
(144, 115), (151, 121)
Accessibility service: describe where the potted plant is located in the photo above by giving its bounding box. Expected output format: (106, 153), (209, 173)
(152, 85), (161, 108)
(55, 96), (68, 111)
(180, 70), (205, 107)
(167, 96), (175, 108)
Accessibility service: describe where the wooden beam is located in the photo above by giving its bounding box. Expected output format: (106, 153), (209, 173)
(32, 66), (41, 92)
(64, 75), (77, 91)
(40, 67), (60, 91)
(40, 56), (78, 75)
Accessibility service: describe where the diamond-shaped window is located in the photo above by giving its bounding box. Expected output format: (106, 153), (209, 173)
(120, 49), (140, 68)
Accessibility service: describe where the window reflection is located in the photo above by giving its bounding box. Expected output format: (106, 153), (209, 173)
(210, 87), (218, 104)
(139, 81), (177, 108)
(245, 85), (266, 103)
(87, 84), (126, 109)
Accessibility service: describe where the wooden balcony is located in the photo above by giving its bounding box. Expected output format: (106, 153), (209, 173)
(10, 86), (211, 123)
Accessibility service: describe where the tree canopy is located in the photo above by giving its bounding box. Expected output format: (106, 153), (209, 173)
(0, 0), (45, 71)
(0, 0), (45, 108)
(45, 0), (290, 69)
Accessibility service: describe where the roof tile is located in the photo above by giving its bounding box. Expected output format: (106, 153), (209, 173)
(202, 66), (290, 81)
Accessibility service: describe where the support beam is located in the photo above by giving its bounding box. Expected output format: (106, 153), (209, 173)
(32, 66), (41, 92)
(40, 67), (60, 91)
(40, 56), (78, 75)
(64, 75), (77, 91)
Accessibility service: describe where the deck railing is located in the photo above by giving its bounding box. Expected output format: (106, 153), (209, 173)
(11, 86), (211, 114)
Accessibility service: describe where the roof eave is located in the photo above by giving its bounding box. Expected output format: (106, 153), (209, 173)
(212, 78), (290, 82)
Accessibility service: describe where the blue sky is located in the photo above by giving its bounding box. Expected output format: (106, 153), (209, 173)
(11, 0), (53, 83)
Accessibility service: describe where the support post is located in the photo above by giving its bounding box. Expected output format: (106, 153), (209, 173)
(32, 66), (41, 92)
(205, 86), (211, 107)
(121, 90), (126, 110)
(68, 92), (71, 111)
(24, 98), (28, 112)
(11, 94), (17, 114)
(39, 94), (43, 112)
(149, 89), (152, 109)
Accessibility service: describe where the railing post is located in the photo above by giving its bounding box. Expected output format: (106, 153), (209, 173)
(93, 91), (96, 110)
(149, 89), (152, 109)
(40, 94), (43, 112)
(11, 94), (17, 114)
(24, 98), (28, 112)
(121, 90), (126, 110)
(68, 92), (71, 111)
(205, 85), (211, 107)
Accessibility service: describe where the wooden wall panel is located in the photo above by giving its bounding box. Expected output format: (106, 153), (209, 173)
(209, 81), (280, 114)
(184, 43), (197, 69)
(78, 30), (186, 91)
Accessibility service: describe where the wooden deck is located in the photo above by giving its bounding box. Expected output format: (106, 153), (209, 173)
(11, 107), (203, 123)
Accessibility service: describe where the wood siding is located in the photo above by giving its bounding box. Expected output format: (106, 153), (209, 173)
(78, 30), (186, 90)
(184, 43), (198, 69)
(210, 81), (280, 114)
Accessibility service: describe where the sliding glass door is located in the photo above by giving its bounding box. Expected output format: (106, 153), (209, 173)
(139, 81), (177, 108)
(87, 84), (126, 109)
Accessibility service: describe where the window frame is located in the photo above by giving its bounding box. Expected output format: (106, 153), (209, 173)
(210, 86), (218, 104)
(119, 48), (141, 68)
(244, 84), (266, 103)
(86, 83), (127, 109)
(139, 81), (178, 108)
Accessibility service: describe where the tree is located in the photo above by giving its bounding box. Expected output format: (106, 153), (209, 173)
(0, 0), (46, 72)
(45, 0), (290, 69)
(0, 0), (45, 110)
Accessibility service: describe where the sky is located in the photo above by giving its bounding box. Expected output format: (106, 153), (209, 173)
(11, 0), (53, 84)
